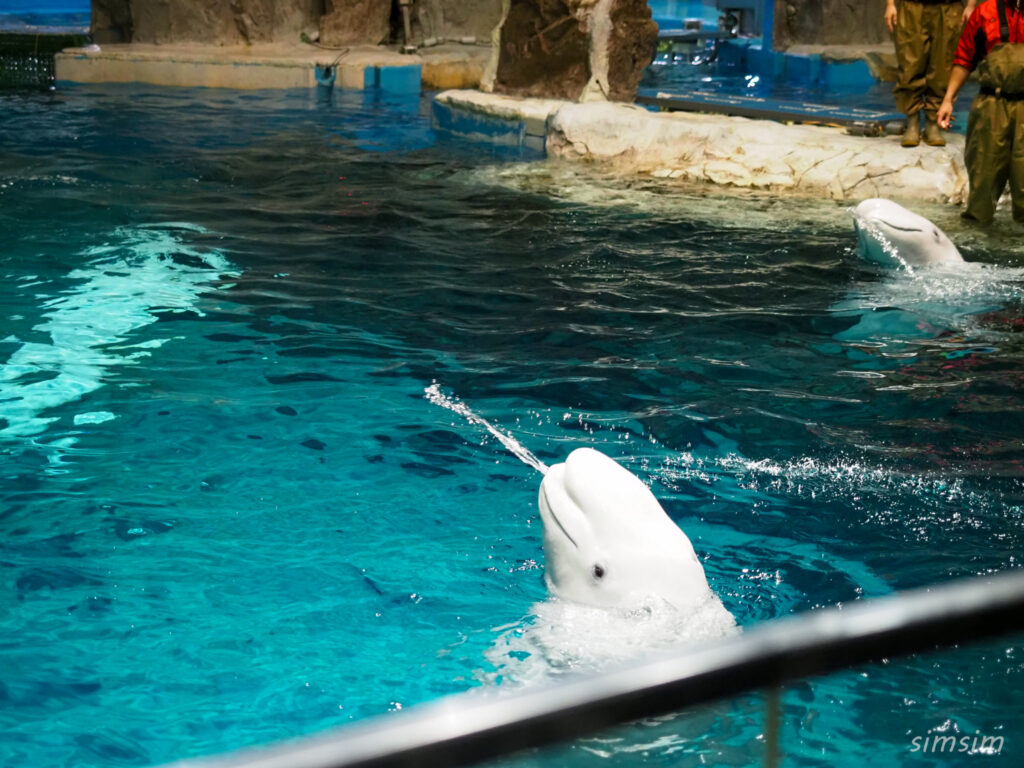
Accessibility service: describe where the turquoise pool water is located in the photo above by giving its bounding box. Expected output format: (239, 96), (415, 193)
(1, 85), (1022, 767)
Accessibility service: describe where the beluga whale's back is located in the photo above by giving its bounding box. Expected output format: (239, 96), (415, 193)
(853, 198), (964, 270)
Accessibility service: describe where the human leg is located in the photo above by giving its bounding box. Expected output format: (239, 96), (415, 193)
(894, 0), (928, 145)
(923, 3), (960, 116)
(964, 94), (1013, 223)
(1009, 100), (1024, 223)
(923, 2), (962, 146)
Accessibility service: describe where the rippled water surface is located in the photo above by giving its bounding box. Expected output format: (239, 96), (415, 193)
(0, 0), (89, 29)
(1, 85), (1022, 767)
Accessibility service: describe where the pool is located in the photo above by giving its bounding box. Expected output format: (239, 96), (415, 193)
(640, 52), (979, 135)
(0, 0), (89, 30)
(1, 85), (1022, 767)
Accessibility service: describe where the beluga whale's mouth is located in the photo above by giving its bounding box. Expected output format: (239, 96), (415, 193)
(878, 220), (924, 233)
(536, 447), (726, 613)
(539, 484), (578, 550)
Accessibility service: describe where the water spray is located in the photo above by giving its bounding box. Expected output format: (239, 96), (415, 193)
(424, 382), (549, 475)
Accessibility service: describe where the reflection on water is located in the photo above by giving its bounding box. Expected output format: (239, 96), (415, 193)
(0, 225), (234, 444)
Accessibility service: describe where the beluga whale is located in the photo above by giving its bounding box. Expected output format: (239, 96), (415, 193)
(835, 199), (1024, 343)
(538, 447), (726, 614)
(852, 198), (964, 270)
(424, 387), (737, 679)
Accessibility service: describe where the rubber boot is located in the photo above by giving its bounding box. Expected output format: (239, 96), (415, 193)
(923, 117), (946, 146)
(901, 114), (921, 147)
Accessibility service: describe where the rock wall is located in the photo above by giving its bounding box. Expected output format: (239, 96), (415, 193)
(92, 0), (505, 46)
(320, 0), (392, 46)
(545, 100), (966, 203)
(774, 0), (890, 48)
(484, 0), (657, 103)
(91, 1), (895, 55)
(490, 0), (591, 100)
(92, 0), (323, 45)
(414, 0), (504, 42)
(433, 90), (968, 203)
(92, 0), (132, 43)
(605, 0), (660, 100)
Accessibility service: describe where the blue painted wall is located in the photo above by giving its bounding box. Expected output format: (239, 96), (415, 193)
(0, 1), (89, 11)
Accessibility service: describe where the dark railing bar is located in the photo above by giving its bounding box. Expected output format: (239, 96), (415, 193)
(160, 569), (1024, 768)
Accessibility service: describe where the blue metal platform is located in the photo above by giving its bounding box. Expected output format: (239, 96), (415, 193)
(657, 28), (734, 42)
(637, 89), (906, 135)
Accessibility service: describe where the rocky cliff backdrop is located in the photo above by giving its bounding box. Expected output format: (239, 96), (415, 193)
(483, 0), (658, 102)
(90, 0), (658, 102)
(90, 1), (892, 100)
(93, 0), (895, 48)
(774, 0), (890, 48)
(91, 0), (505, 46)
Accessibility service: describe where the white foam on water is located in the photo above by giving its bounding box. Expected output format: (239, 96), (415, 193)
(424, 382), (549, 475)
(73, 411), (116, 426)
(483, 594), (738, 687)
(0, 224), (236, 441)
(661, 450), (1023, 537)
(843, 260), (1024, 312)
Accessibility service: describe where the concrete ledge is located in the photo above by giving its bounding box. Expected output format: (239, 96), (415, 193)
(433, 90), (562, 150)
(421, 54), (488, 91)
(56, 45), (318, 88)
(55, 43), (489, 91)
(432, 90), (968, 205)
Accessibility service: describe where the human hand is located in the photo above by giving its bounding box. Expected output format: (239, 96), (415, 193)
(885, 2), (898, 32)
(937, 101), (954, 130)
(961, 2), (975, 26)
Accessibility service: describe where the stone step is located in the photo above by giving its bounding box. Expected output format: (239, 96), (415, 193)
(432, 89), (967, 205)
(54, 42), (489, 92)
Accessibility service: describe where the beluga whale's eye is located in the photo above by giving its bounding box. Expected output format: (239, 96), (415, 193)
(592, 564), (605, 580)
(933, 229), (941, 242)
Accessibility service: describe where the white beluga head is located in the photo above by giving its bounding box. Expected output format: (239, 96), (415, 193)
(538, 447), (715, 611)
(853, 198), (963, 270)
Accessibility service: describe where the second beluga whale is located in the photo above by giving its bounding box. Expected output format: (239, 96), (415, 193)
(852, 198), (964, 270)
(831, 199), (983, 342)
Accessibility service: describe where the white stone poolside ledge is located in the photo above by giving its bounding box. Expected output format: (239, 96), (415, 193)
(433, 90), (968, 204)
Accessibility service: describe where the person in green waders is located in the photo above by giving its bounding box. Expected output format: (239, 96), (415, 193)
(886, 0), (976, 147)
(937, 0), (1024, 223)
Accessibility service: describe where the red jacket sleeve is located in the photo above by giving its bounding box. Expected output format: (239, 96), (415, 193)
(953, 5), (985, 70)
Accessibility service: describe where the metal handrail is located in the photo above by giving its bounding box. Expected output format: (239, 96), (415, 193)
(160, 569), (1024, 768)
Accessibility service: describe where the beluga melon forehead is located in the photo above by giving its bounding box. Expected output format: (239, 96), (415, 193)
(852, 198), (963, 269)
(537, 447), (726, 614)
